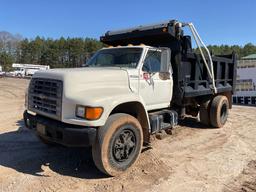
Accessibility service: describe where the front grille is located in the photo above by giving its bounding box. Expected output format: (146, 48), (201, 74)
(28, 78), (63, 119)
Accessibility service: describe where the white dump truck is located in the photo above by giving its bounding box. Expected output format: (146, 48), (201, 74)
(11, 63), (50, 77)
(24, 20), (237, 176)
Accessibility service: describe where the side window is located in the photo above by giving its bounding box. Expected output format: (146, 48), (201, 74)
(143, 50), (161, 72)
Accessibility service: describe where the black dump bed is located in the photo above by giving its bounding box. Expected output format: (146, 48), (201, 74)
(101, 20), (237, 106)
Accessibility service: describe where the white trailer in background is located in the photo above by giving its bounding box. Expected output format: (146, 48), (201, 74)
(233, 55), (256, 106)
(11, 64), (50, 77)
(0, 65), (4, 76)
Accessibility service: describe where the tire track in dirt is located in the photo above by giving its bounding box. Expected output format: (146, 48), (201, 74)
(1, 78), (256, 192)
(223, 160), (256, 192)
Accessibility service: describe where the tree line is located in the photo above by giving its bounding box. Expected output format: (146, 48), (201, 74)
(206, 43), (256, 58)
(0, 31), (256, 71)
(0, 32), (103, 71)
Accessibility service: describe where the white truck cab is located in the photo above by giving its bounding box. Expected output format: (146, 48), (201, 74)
(26, 45), (173, 127)
(24, 20), (236, 176)
(85, 45), (173, 112)
(10, 68), (25, 77)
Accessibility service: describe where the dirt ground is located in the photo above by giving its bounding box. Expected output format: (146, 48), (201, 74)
(0, 77), (256, 192)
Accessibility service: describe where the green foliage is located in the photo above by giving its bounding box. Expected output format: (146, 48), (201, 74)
(195, 43), (256, 59)
(15, 37), (103, 69)
(0, 52), (14, 71)
(0, 32), (256, 71)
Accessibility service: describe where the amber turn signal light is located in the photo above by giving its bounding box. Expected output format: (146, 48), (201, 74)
(85, 107), (103, 120)
(76, 105), (103, 120)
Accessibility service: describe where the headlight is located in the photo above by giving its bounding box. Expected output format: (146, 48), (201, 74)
(76, 105), (103, 120)
(76, 106), (86, 118)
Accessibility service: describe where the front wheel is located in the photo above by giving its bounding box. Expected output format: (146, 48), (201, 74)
(92, 113), (143, 176)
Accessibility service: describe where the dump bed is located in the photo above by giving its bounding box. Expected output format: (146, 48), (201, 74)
(101, 20), (237, 106)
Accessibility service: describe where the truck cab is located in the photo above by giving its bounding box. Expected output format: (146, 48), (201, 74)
(24, 20), (236, 176)
(87, 45), (173, 110)
(10, 68), (25, 77)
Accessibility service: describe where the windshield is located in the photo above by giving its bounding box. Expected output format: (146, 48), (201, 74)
(86, 48), (143, 68)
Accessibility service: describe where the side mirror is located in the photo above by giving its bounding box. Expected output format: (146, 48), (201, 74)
(159, 48), (172, 80)
(160, 48), (171, 73)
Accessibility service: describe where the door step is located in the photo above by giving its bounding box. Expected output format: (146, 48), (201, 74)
(149, 109), (178, 134)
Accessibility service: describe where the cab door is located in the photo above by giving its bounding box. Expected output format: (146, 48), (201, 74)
(139, 48), (173, 110)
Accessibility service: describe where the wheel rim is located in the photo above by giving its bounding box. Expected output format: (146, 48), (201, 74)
(112, 129), (136, 162)
(220, 103), (228, 123)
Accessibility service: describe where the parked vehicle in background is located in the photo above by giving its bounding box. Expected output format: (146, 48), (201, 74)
(0, 65), (4, 77)
(10, 64), (50, 77)
(24, 20), (237, 176)
(9, 68), (25, 77)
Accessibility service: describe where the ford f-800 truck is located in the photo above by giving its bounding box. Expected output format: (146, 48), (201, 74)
(23, 20), (237, 176)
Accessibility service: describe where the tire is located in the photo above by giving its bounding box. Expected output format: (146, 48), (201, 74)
(199, 99), (211, 126)
(92, 113), (143, 176)
(210, 95), (229, 128)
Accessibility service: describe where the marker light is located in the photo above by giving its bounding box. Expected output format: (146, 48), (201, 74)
(76, 105), (103, 120)
(86, 107), (103, 120)
(162, 27), (167, 32)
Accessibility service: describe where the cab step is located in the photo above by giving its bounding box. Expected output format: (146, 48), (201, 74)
(149, 109), (178, 134)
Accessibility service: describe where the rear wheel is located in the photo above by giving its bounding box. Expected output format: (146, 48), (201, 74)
(210, 95), (229, 128)
(92, 113), (143, 176)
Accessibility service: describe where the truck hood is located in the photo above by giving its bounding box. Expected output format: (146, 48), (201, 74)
(33, 67), (131, 95)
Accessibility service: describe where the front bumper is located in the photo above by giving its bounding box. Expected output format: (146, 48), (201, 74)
(23, 110), (97, 147)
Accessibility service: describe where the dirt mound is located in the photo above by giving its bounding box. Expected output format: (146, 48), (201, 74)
(224, 160), (256, 192)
